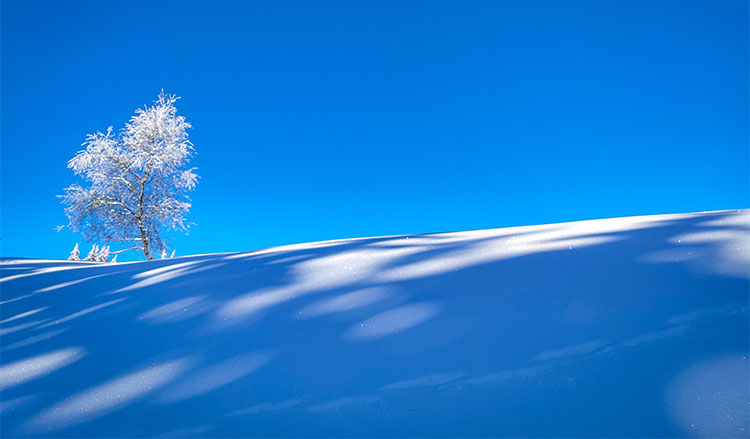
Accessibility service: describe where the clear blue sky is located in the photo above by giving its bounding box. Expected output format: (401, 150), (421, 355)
(1, 0), (748, 260)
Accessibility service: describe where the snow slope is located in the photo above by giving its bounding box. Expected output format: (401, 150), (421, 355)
(1, 210), (748, 437)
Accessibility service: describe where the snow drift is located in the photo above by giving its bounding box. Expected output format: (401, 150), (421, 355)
(1, 210), (748, 437)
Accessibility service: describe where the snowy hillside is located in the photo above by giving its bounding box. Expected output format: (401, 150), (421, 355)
(1, 210), (748, 437)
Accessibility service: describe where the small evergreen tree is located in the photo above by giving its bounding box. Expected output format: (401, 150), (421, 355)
(161, 249), (168, 259)
(170, 250), (176, 258)
(111, 254), (118, 263)
(97, 245), (110, 262)
(67, 243), (81, 261)
(83, 244), (99, 261)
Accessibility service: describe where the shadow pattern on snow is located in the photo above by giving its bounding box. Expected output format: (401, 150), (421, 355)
(0, 210), (748, 437)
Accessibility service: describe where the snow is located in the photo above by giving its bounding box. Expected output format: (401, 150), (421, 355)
(0, 348), (85, 392)
(0, 210), (748, 437)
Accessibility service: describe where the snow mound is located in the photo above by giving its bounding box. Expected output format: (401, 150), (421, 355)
(1, 210), (748, 437)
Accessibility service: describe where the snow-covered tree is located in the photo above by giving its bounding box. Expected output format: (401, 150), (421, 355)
(170, 250), (176, 258)
(111, 254), (118, 263)
(96, 245), (110, 262)
(61, 91), (198, 260)
(83, 244), (99, 261)
(161, 249), (168, 259)
(67, 243), (81, 261)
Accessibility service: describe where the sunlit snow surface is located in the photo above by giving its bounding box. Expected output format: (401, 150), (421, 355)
(1, 210), (748, 437)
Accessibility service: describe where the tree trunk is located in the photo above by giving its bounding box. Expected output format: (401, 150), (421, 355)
(139, 226), (152, 260)
(137, 173), (151, 260)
